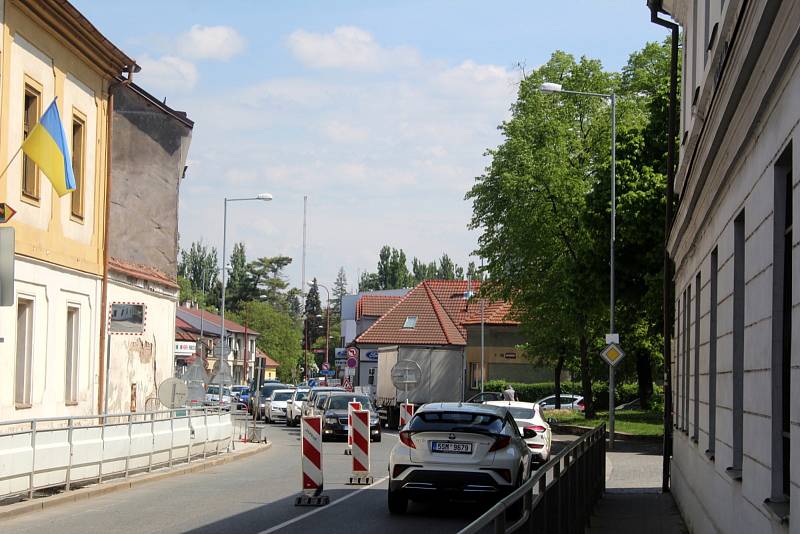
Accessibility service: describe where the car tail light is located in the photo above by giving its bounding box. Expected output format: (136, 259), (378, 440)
(528, 425), (547, 433)
(528, 443), (544, 449)
(489, 435), (511, 452)
(392, 464), (411, 478)
(399, 430), (416, 449)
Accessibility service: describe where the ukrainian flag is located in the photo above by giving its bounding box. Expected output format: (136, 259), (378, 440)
(21, 99), (75, 197)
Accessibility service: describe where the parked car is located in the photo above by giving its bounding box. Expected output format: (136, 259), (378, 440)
(485, 401), (552, 463)
(265, 389), (295, 423)
(286, 388), (309, 427)
(303, 387), (345, 417)
(309, 391), (334, 417)
(256, 383), (290, 420)
(230, 385), (250, 409)
(535, 394), (584, 411)
(320, 393), (381, 442)
(388, 402), (533, 515)
(466, 391), (504, 403)
(204, 385), (233, 408)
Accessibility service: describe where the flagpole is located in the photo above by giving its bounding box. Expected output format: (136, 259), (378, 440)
(0, 146), (23, 182)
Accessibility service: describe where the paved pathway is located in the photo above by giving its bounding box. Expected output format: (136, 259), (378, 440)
(587, 439), (687, 534)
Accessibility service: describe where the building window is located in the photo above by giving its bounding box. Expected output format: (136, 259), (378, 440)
(685, 284), (691, 433)
(469, 362), (483, 390)
(65, 306), (79, 403)
(707, 247), (718, 458)
(771, 147), (792, 502)
(22, 84), (40, 200)
(402, 316), (417, 329)
(15, 298), (34, 406)
(675, 293), (681, 429)
(70, 114), (85, 219)
(368, 367), (376, 386)
(694, 272), (701, 443)
(729, 210), (745, 479)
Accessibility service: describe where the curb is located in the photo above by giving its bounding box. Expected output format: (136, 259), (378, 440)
(0, 441), (271, 521)
(552, 424), (663, 443)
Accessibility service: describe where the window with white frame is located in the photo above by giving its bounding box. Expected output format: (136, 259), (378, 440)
(15, 298), (34, 406)
(65, 306), (80, 403)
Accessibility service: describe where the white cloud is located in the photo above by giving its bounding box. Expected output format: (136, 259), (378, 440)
(319, 120), (370, 143)
(136, 54), (197, 93)
(287, 26), (420, 71)
(177, 25), (245, 61)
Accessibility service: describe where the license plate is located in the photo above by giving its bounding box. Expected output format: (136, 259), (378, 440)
(431, 441), (473, 454)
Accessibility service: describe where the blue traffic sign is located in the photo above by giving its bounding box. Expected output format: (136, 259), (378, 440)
(319, 370), (336, 376)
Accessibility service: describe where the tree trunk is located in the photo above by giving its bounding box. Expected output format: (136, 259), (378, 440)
(580, 334), (594, 418)
(554, 355), (564, 409)
(637, 350), (654, 409)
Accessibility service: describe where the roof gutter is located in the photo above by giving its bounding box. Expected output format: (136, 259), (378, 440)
(647, 0), (679, 494)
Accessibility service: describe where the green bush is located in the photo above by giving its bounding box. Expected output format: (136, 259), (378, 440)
(484, 379), (663, 411)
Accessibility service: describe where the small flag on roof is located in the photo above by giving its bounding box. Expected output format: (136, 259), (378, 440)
(21, 99), (76, 197)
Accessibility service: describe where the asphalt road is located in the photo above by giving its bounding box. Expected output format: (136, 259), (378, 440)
(4, 422), (576, 534)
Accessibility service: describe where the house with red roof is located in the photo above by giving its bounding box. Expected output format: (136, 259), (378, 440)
(353, 280), (548, 398)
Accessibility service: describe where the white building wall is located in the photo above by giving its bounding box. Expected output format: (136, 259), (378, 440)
(105, 280), (176, 414)
(0, 257), (100, 421)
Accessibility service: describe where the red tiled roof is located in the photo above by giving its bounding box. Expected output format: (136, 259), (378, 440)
(178, 306), (259, 335)
(175, 328), (196, 342)
(355, 280), (517, 346)
(256, 349), (279, 367)
(356, 295), (402, 319)
(109, 257), (179, 289)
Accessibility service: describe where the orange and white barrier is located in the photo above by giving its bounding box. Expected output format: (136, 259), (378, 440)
(348, 409), (372, 485)
(345, 401), (362, 455)
(296, 416), (329, 506)
(399, 403), (415, 428)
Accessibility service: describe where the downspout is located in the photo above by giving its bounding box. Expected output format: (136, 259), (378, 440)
(649, 0), (679, 493)
(97, 69), (134, 414)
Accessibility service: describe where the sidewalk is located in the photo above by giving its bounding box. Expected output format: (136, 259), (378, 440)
(586, 440), (687, 533)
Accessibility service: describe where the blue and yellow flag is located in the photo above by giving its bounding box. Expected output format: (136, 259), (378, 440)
(21, 99), (75, 197)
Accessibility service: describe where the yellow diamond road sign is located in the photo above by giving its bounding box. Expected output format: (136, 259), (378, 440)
(600, 343), (625, 367)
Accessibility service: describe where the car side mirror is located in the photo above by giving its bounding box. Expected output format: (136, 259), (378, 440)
(523, 428), (537, 439)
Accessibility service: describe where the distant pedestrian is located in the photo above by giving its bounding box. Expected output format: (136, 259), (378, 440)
(502, 384), (516, 401)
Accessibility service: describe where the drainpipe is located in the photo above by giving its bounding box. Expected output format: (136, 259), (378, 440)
(648, 0), (679, 493)
(97, 69), (134, 414)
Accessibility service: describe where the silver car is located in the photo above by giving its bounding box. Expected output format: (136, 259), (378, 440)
(387, 402), (533, 514)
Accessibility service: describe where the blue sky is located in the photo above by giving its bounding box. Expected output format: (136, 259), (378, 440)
(74, 0), (666, 292)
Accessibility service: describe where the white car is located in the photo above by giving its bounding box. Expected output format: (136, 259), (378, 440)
(485, 401), (552, 463)
(535, 394), (585, 411)
(204, 385), (233, 408)
(387, 402), (533, 515)
(265, 389), (295, 423)
(286, 388), (309, 427)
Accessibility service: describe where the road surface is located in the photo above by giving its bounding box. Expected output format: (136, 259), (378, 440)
(4, 421), (575, 533)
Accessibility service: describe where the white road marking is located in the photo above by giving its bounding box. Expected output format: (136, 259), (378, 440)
(257, 475), (390, 534)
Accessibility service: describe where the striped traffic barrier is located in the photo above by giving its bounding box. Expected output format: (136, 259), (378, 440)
(295, 416), (329, 506)
(347, 409), (372, 485)
(399, 402), (415, 428)
(344, 401), (362, 456)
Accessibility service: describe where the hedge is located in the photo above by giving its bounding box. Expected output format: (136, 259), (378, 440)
(484, 379), (663, 410)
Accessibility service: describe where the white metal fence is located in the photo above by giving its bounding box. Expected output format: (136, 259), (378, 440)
(0, 408), (233, 500)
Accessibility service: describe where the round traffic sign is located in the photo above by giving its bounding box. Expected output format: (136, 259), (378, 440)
(347, 347), (358, 358)
(346, 356), (358, 369)
(321, 362), (330, 371)
(391, 360), (422, 391)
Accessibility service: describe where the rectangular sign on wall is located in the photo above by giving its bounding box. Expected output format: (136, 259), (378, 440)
(0, 228), (14, 307)
(109, 302), (146, 334)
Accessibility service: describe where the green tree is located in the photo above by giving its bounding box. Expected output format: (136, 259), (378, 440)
(178, 240), (219, 306)
(225, 242), (256, 313)
(231, 301), (302, 382)
(247, 255), (297, 313)
(467, 51), (616, 417)
(412, 257), (437, 282)
(332, 267), (348, 321)
(303, 278), (324, 349)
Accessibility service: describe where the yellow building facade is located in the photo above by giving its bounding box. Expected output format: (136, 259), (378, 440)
(0, 0), (136, 420)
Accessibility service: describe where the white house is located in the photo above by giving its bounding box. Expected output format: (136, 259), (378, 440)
(652, 0), (799, 532)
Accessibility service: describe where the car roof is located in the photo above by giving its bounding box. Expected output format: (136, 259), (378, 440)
(485, 401), (538, 409)
(311, 387), (345, 392)
(417, 402), (509, 417)
(327, 392), (369, 398)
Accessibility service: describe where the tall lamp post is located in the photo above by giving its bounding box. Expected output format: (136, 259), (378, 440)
(220, 193), (272, 407)
(309, 281), (331, 368)
(539, 81), (617, 447)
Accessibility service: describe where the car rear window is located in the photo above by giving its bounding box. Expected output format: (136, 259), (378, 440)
(328, 396), (370, 410)
(409, 411), (504, 434)
(295, 391), (308, 401)
(272, 392), (292, 401)
(508, 407), (535, 419)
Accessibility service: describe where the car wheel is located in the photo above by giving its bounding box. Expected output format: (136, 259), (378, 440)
(387, 488), (408, 515)
(372, 434), (382, 443)
(506, 468), (525, 520)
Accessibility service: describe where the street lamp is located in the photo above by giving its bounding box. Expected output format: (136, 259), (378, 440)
(539, 81), (618, 447)
(220, 193), (272, 407)
(308, 281), (331, 369)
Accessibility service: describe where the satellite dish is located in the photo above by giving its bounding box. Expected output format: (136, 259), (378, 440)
(158, 377), (188, 409)
(391, 360), (422, 392)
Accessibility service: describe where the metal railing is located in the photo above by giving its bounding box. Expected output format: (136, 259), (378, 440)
(459, 424), (606, 534)
(0, 407), (233, 502)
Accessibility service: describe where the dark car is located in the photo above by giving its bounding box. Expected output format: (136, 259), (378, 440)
(321, 393), (381, 442)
